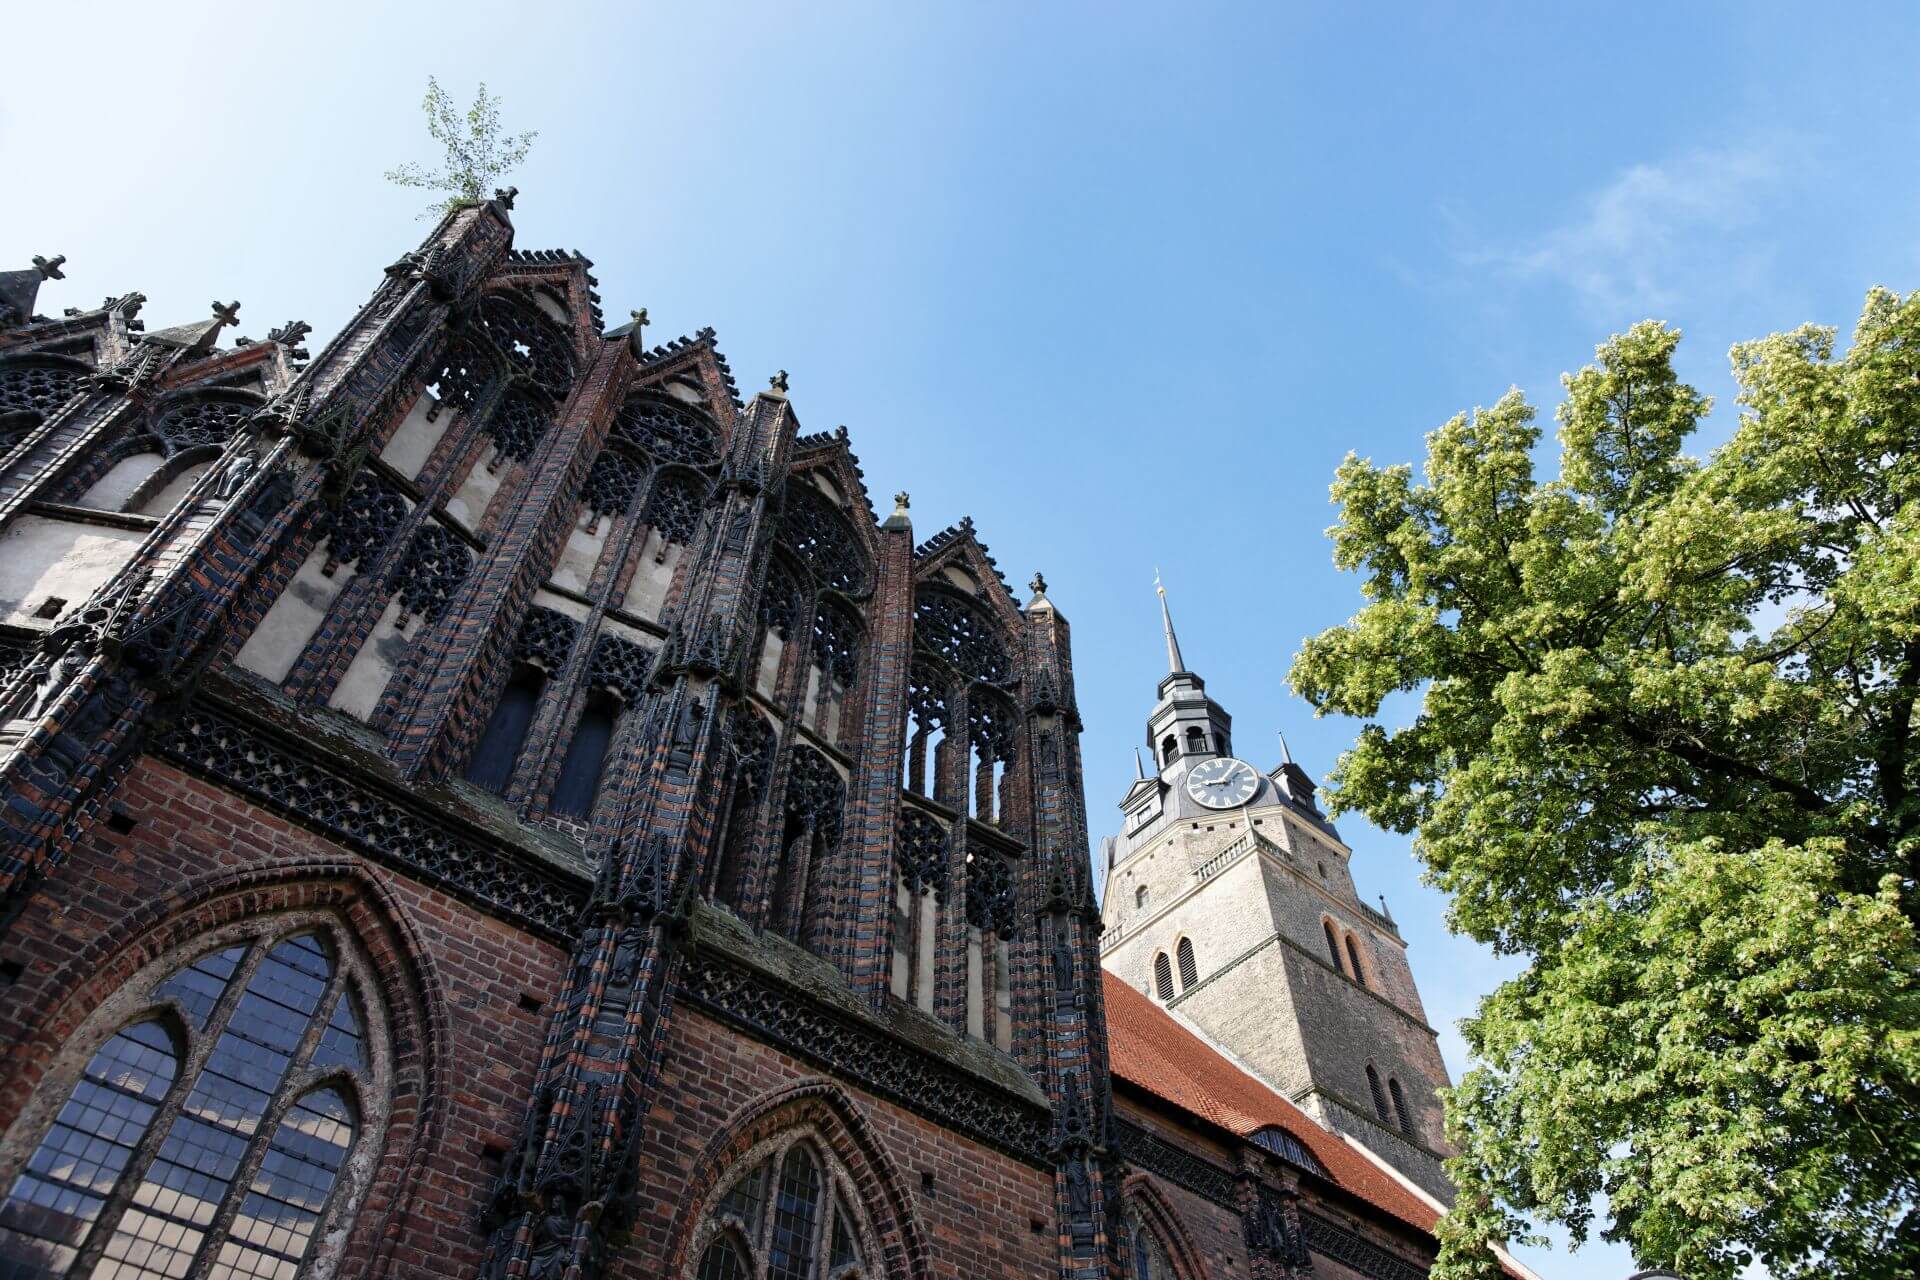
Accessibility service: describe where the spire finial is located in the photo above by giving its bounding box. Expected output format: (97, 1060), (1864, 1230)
(211, 300), (241, 329)
(1154, 567), (1185, 674)
(1277, 730), (1294, 766)
(769, 369), (789, 394)
(1133, 747), (1146, 779)
(32, 255), (65, 281)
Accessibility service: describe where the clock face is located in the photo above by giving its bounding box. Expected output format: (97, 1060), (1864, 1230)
(1186, 757), (1259, 809)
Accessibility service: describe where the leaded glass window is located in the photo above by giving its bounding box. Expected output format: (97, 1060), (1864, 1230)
(0, 923), (381, 1279)
(691, 1133), (872, 1280)
(1128, 1221), (1172, 1280)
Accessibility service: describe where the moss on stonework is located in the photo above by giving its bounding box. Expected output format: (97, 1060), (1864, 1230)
(687, 899), (1049, 1110)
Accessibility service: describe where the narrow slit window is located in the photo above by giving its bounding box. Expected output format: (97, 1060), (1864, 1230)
(1346, 934), (1366, 988)
(1367, 1065), (1389, 1123)
(551, 697), (617, 818)
(1389, 1077), (1413, 1139)
(465, 667), (544, 794)
(1152, 952), (1174, 1000)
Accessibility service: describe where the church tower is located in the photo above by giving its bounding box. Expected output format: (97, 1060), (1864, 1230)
(1098, 580), (1456, 1199)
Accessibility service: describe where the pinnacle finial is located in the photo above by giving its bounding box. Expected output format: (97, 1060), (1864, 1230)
(494, 186), (518, 210)
(211, 300), (241, 328)
(1277, 730), (1294, 766)
(1030, 571), (1048, 596)
(769, 369), (789, 394)
(631, 307), (648, 333)
(1133, 747), (1146, 780)
(894, 491), (910, 510)
(33, 255), (65, 281)
(1154, 567), (1185, 674)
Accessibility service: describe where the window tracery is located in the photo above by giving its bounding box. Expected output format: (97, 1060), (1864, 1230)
(962, 850), (1016, 937)
(912, 590), (1010, 685)
(810, 599), (860, 687)
(781, 482), (868, 597)
(484, 384), (558, 466)
(150, 395), (255, 456)
(688, 1134), (872, 1280)
(645, 472), (705, 546)
(581, 451), (646, 523)
(0, 359), (84, 440)
(1131, 1222), (1173, 1280)
(477, 293), (575, 396)
(426, 336), (493, 414)
(585, 633), (653, 706)
(613, 394), (720, 468)
(757, 559), (803, 642)
(0, 923), (380, 1280)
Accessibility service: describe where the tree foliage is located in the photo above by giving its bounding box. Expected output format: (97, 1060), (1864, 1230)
(385, 77), (536, 220)
(1290, 292), (1920, 1280)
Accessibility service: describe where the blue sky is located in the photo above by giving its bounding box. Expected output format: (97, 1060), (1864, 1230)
(8, 4), (1919, 1275)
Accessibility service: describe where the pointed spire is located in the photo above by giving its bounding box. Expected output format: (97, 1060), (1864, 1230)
(1154, 568), (1185, 674)
(1277, 730), (1294, 766)
(1133, 747), (1146, 780)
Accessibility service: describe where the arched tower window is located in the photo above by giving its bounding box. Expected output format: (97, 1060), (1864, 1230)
(0, 923), (381, 1279)
(1388, 1077), (1413, 1139)
(1345, 934), (1367, 989)
(1175, 937), (1198, 990)
(1323, 920), (1344, 973)
(1152, 952), (1174, 1001)
(1134, 885), (1149, 911)
(1184, 726), (1206, 757)
(1366, 1065), (1389, 1124)
(1160, 735), (1178, 765)
(689, 1132), (874, 1280)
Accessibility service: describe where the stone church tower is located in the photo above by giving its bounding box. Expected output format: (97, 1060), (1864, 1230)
(1099, 583), (1455, 1199)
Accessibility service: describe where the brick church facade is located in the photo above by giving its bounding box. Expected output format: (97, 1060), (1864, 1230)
(0, 199), (1514, 1280)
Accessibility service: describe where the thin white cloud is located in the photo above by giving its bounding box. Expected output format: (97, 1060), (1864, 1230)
(1463, 143), (1790, 320)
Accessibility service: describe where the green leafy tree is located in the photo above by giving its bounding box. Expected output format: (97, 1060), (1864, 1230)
(385, 77), (536, 220)
(1290, 292), (1920, 1280)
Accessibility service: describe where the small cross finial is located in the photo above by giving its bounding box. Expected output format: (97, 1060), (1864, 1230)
(631, 307), (648, 333)
(32, 255), (65, 281)
(211, 300), (241, 328)
(494, 186), (518, 210)
(769, 369), (789, 393)
(1030, 571), (1048, 595)
(894, 491), (910, 510)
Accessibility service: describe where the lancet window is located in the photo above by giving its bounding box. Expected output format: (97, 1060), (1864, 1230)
(807, 598), (862, 744)
(1130, 1223), (1174, 1280)
(965, 688), (1018, 827)
(769, 745), (844, 943)
(889, 806), (950, 1012)
(901, 661), (950, 803)
(689, 1134), (873, 1280)
(464, 607), (579, 796)
(0, 922), (382, 1280)
(962, 846), (1019, 1048)
(712, 709), (777, 910)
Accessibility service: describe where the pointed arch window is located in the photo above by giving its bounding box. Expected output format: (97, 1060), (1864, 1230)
(1323, 920), (1344, 973)
(1388, 1077), (1413, 1139)
(1345, 934), (1367, 989)
(1366, 1065), (1389, 1124)
(691, 1133), (873, 1280)
(1152, 952), (1174, 1001)
(0, 922), (380, 1280)
(1175, 937), (1198, 990)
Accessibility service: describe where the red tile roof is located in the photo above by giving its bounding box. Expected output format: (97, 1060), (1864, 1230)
(1103, 971), (1441, 1238)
